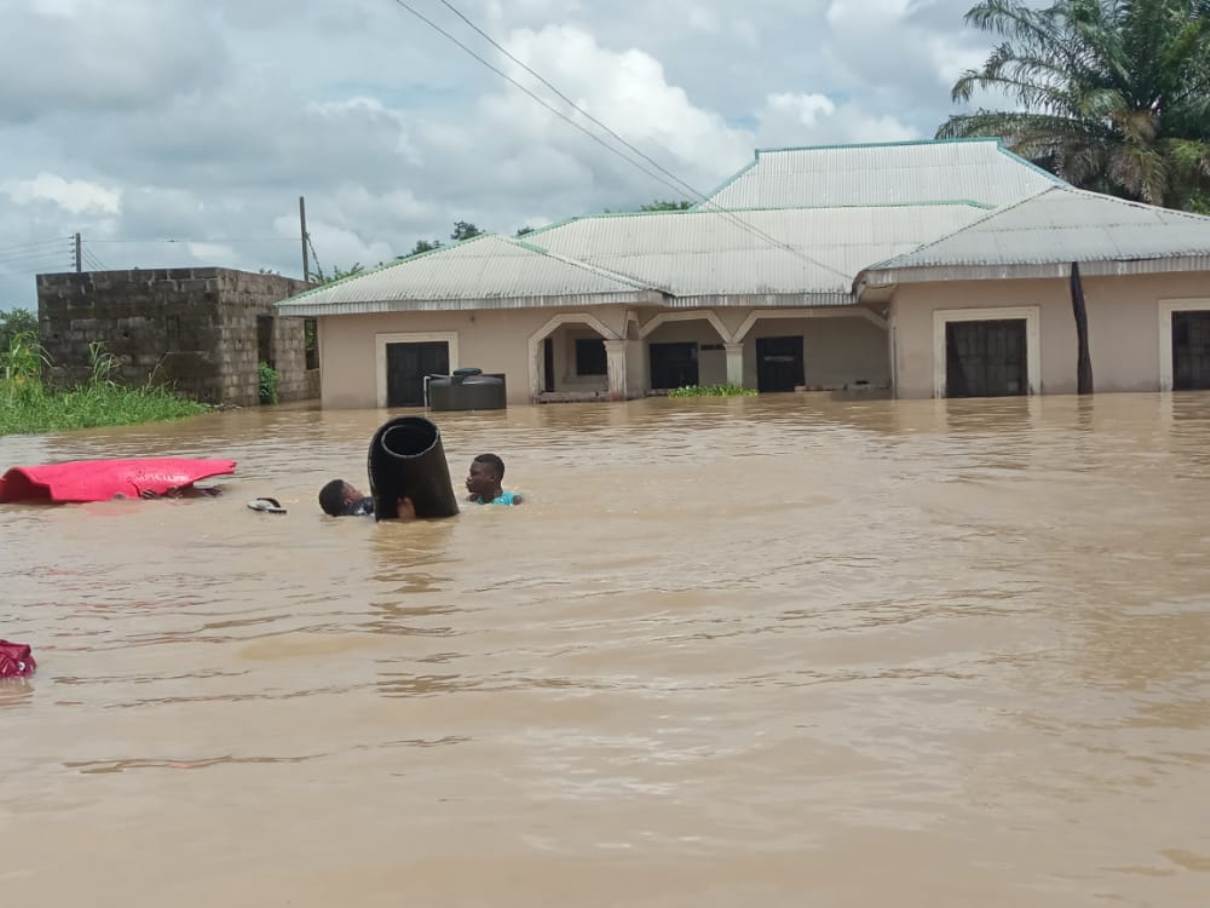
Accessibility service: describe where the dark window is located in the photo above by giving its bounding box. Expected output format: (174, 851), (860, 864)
(257, 316), (275, 369)
(575, 338), (607, 376)
(1173, 310), (1210, 391)
(945, 319), (1027, 397)
(304, 318), (319, 370)
(543, 337), (555, 392)
(701, 343), (724, 352)
(650, 342), (699, 389)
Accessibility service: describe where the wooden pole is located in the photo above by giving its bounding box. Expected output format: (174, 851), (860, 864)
(1070, 261), (1094, 395)
(299, 196), (310, 283)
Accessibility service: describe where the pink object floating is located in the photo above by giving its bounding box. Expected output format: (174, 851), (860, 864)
(0, 458), (236, 503)
(0, 641), (35, 678)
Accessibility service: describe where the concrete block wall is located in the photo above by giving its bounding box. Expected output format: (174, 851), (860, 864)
(37, 268), (320, 406)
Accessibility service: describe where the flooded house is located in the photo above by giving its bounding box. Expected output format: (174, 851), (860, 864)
(278, 139), (1210, 407)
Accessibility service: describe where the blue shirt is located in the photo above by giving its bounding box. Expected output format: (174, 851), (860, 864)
(473, 490), (519, 506)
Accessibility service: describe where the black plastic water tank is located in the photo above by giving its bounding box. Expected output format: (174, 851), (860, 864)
(428, 368), (507, 411)
(367, 415), (460, 521)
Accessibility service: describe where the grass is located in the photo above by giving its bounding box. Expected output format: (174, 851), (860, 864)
(1, 334), (210, 435)
(666, 384), (758, 399)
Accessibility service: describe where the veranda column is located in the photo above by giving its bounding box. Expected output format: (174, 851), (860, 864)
(604, 339), (628, 400)
(725, 343), (744, 387)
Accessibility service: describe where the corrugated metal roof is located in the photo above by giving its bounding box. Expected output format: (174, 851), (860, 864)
(859, 187), (1210, 285)
(276, 234), (664, 316)
(703, 139), (1062, 211)
(531, 203), (987, 303)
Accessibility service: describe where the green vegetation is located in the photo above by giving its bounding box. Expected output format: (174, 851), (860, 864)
(1, 335), (209, 436)
(258, 361), (280, 404)
(666, 384), (757, 398)
(640, 200), (693, 211)
(0, 308), (37, 352)
(939, 0), (1210, 212)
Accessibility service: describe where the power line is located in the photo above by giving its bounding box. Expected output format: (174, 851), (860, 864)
(397, 0), (848, 281)
(87, 236), (296, 245)
(0, 237), (71, 257)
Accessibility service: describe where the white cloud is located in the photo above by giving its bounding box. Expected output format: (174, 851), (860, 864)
(756, 92), (918, 147)
(493, 25), (753, 188)
(3, 173), (122, 215)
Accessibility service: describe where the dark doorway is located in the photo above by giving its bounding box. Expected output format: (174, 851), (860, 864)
(650, 342), (699, 389)
(386, 341), (449, 407)
(756, 336), (805, 392)
(543, 337), (555, 392)
(945, 319), (1027, 398)
(257, 316), (275, 368)
(575, 338), (607, 376)
(1173, 310), (1210, 390)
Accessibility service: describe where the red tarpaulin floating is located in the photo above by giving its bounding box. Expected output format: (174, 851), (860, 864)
(0, 641), (35, 678)
(0, 458), (236, 504)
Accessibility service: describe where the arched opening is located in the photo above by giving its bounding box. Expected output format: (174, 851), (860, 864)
(527, 313), (623, 401)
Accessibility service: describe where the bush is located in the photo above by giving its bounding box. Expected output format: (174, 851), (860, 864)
(258, 361), (280, 404)
(1, 335), (209, 435)
(666, 384), (757, 399)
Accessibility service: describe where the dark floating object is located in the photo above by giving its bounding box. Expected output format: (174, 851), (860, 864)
(247, 497), (287, 514)
(367, 416), (459, 521)
(427, 367), (507, 411)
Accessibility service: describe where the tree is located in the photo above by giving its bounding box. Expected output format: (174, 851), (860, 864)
(316, 263), (364, 285)
(450, 221), (483, 241)
(640, 200), (693, 211)
(515, 226), (535, 237)
(937, 0), (1210, 212)
(411, 239), (443, 255)
(0, 307), (37, 350)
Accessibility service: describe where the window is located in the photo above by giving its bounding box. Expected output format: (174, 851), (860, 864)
(304, 318), (319, 370)
(575, 338), (607, 376)
(257, 316), (275, 368)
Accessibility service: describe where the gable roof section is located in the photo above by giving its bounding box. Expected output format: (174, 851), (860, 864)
(529, 202), (988, 304)
(276, 233), (666, 316)
(858, 187), (1210, 286)
(702, 138), (1063, 212)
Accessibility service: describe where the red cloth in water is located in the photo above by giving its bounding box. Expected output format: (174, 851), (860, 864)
(0, 641), (35, 678)
(0, 458), (236, 503)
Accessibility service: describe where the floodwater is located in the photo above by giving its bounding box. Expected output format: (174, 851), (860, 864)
(2, 394), (1210, 907)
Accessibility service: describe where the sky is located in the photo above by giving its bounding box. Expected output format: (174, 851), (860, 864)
(0, 0), (996, 311)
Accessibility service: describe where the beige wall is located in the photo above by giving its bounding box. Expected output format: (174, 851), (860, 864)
(318, 306), (632, 408)
(891, 271), (1210, 398)
(317, 304), (892, 408)
(741, 316), (890, 390)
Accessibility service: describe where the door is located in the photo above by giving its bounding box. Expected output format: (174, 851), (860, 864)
(386, 342), (449, 407)
(543, 337), (555, 393)
(945, 319), (1027, 397)
(649, 342), (699, 389)
(1173, 311), (1210, 390)
(756, 336), (805, 392)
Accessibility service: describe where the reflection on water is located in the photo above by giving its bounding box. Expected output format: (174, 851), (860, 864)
(3, 393), (1210, 906)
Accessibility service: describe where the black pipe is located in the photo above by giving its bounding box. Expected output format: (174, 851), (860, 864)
(367, 416), (460, 521)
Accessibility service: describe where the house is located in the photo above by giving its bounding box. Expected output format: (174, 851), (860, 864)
(277, 139), (1210, 406)
(39, 267), (320, 406)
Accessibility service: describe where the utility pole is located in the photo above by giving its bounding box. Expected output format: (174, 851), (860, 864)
(299, 196), (310, 283)
(74, 232), (82, 273)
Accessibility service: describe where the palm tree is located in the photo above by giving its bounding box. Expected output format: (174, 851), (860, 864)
(938, 0), (1210, 212)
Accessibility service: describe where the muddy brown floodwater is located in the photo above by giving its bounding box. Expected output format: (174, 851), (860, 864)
(2, 394), (1210, 906)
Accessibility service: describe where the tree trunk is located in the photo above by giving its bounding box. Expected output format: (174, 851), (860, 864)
(1070, 261), (1094, 395)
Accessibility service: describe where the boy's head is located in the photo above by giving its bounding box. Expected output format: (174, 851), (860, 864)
(319, 479), (363, 516)
(466, 453), (505, 499)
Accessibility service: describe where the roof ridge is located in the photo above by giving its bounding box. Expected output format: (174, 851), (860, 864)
(754, 137), (1003, 156)
(853, 186), (1062, 281)
(505, 235), (669, 294)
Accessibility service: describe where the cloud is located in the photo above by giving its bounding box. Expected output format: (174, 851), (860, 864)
(756, 92), (919, 147)
(3, 173), (122, 215)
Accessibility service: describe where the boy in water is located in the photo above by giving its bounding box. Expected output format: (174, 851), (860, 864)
(465, 453), (522, 505)
(318, 479), (414, 519)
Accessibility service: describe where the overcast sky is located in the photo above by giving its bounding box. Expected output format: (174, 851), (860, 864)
(0, 0), (994, 311)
